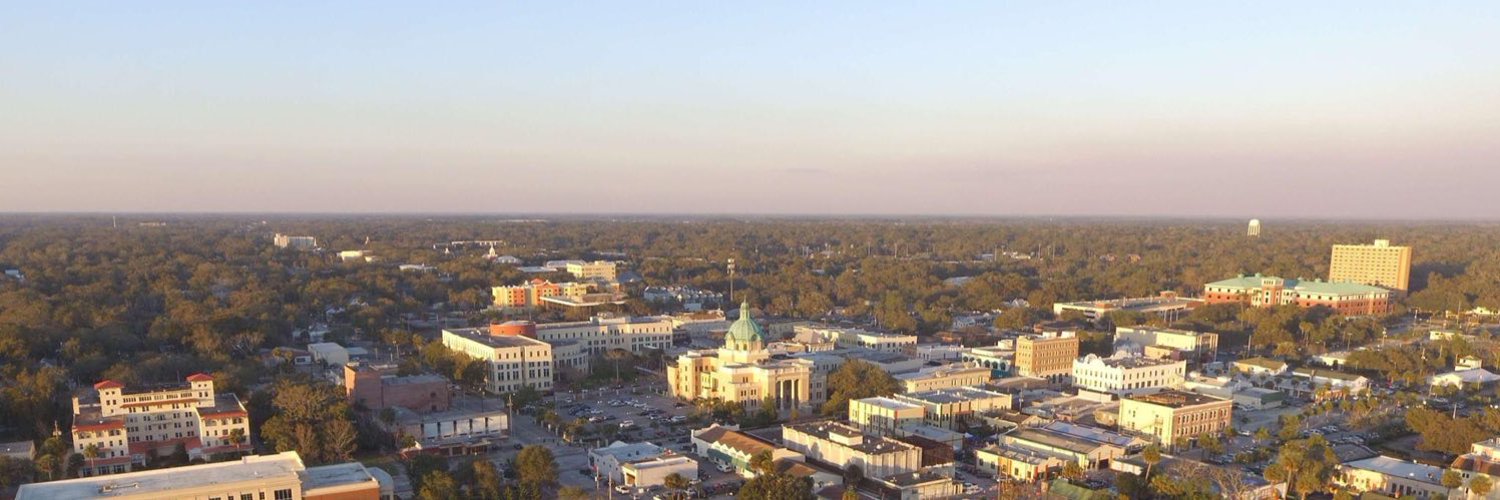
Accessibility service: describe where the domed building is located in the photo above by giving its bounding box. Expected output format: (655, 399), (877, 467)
(667, 301), (813, 413)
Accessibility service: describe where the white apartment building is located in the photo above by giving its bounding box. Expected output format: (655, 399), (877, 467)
(442, 328), (555, 393)
(1072, 354), (1186, 396)
(558, 260), (618, 281)
(590, 441), (670, 484)
(895, 362), (992, 393)
(782, 421), (922, 479)
(71, 374), (251, 476)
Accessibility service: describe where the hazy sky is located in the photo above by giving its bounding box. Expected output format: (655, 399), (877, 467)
(3, 2), (1499, 217)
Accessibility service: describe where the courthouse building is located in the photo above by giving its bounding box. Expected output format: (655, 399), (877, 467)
(668, 302), (814, 413)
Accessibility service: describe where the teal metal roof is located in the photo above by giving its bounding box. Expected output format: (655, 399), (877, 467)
(726, 302), (766, 344)
(1205, 274), (1388, 295)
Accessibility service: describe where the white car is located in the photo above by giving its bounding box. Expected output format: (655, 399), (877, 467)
(716, 463), (733, 473)
(620, 420), (636, 428)
(615, 485), (633, 494)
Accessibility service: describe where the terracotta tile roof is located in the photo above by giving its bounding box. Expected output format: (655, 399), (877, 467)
(93, 380), (124, 390)
(186, 373), (214, 382)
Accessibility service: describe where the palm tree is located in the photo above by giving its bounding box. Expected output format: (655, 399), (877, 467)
(663, 472), (691, 500)
(83, 443), (101, 476)
(1141, 444), (1162, 480)
(35, 454), (58, 480)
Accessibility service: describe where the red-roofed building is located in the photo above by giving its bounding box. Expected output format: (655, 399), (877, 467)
(71, 374), (250, 477)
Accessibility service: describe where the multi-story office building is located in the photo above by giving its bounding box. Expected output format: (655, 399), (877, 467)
(1203, 274), (1391, 316)
(1118, 390), (1232, 448)
(385, 402), (508, 457)
(343, 363), (451, 413)
(1113, 326), (1219, 366)
(1052, 291), (1204, 322)
(442, 327), (555, 393)
(1015, 331), (1079, 381)
(848, 397), (926, 436)
(499, 314), (674, 357)
(667, 302), (814, 413)
(895, 387), (1013, 430)
(561, 260), (619, 281)
(273, 233), (318, 249)
(17, 451), (392, 500)
(71, 374), (251, 476)
(895, 362), (992, 393)
(782, 421), (922, 479)
(1330, 239), (1412, 292)
(1071, 355), (1186, 396)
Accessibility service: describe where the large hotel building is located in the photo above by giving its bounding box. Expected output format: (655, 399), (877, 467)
(71, 374), (251, 476)
(1203, 274), (1391, 316)
(1329, 239), (1412, 292)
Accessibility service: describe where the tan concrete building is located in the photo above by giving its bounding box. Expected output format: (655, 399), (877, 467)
(895, 362), (992, 393)
(849, 397), (926, 436)
(782, 421), (922, 479)
(1015, 331), (1079, 381)
(1118, 390), (1232, 449)
(564, 260), (619, 281)
(442, 327), (555, 393)
(667, 302), (813, 413)
(1330, 239), (1412, 292)
(71, 374), (251, 476)
(17, 451), (391, 500)
(895, 387), (1013, 430)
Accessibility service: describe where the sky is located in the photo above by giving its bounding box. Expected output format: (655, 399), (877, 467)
(3, 2), (1499, 218)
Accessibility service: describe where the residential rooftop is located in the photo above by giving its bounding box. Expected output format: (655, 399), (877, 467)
(785, 421), (916, 455)
(1126, 390), (1226, 408)
(852, 396), (923, 412)
(1342, 455), (1445, 485)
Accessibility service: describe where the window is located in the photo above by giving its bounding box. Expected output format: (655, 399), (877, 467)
(274, 489), (293, 500)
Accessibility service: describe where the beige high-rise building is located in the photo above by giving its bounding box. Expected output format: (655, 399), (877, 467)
(1329, 239), (1412, 292)
(1014, 331), (1079, 382)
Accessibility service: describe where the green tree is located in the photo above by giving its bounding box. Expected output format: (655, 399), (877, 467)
(515, 445), (558, 487)
(559, 486), (591, 500)
(417, 470), (458, 500)
(749, 450), (775, 476)
(1473, 475), (1494, 497)
(1265, 435), (1338, 499)
(820, 360), (901, 416)
(737, 470), (814, 500)
(664, 472), (692, 500)
(1062, 460), (1085, 481)
(1443, 469), (1464, 490)
(471, 459), (505, 500)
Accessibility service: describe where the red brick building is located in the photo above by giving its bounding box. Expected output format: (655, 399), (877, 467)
(1203, 274), (1391, 316)
(344, 364), (452, 413)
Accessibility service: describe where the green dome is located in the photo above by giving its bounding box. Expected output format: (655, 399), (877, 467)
(726, 301), (766, 345)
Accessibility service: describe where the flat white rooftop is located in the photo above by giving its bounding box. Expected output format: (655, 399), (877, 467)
(18, 452), (304, 499)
